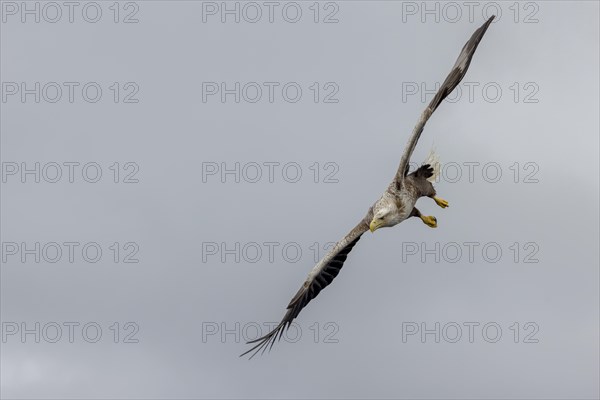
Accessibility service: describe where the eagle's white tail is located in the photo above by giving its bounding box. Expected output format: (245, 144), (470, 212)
(423, 148), (440, 183)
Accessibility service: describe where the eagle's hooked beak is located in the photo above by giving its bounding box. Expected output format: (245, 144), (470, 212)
(369, 218), (383, 233)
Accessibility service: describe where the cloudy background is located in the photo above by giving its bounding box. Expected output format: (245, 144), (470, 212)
(1, 1), (598, 398)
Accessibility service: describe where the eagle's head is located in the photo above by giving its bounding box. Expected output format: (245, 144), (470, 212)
(369, 198), (401, 232)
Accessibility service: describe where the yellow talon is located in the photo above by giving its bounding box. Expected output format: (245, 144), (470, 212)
(434, 197), (449, 209)
(420, 215), (438, 228)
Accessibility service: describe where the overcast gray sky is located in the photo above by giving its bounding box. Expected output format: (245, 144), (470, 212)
(1, 1), (599, 399)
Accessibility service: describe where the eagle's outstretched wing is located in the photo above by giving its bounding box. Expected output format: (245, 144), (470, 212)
(394, 16), (494, 185)
(240, 218), (370, 359)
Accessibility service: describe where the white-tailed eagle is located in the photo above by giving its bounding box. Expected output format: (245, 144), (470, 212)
(241, 16), (495, 358)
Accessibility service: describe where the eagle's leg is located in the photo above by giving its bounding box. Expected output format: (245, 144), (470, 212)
(410, 207), (438, 228)
(432, 196), (449, 209)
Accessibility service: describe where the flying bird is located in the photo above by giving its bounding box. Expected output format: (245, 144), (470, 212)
(241, 16), (495, 358)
